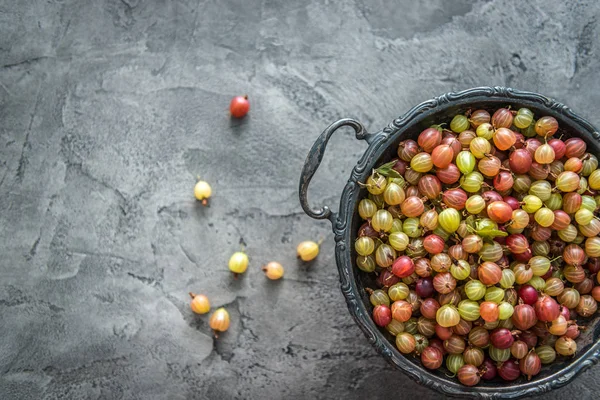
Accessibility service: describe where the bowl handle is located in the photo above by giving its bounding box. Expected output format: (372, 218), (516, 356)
(299, 118), (369, 224)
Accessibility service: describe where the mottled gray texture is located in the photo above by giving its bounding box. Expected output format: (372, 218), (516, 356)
(0, 0), (599, 399)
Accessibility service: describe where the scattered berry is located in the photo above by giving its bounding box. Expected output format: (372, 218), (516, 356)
(189, 293), (210, 314)
(229, 251), (249, 275)
(230, 95), (249, 118)
(262, 261), (284, 280)
(194, 180), (212, 206)
(297, 241), (319, 262)
(209, 307), (230, 337)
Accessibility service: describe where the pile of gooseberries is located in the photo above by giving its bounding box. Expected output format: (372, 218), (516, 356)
(357, 107), (600, 385)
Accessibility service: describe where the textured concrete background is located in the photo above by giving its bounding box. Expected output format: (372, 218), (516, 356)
(1, 0), (599, 399)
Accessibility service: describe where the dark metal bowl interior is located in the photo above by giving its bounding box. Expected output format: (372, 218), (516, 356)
(346, 91), (600, 397)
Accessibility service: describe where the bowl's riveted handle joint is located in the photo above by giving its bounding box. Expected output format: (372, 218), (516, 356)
(299, 118), (366, 225)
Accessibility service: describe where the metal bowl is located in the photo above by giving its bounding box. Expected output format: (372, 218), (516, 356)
(299, 87), (600, 399)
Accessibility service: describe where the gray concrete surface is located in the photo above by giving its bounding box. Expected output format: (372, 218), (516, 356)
(1, 0), (599, 399)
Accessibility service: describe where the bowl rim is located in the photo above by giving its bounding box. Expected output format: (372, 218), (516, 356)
(306, 87), (600, 399)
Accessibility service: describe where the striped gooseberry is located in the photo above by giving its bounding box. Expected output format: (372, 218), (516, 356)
(459, 129), (477, 147)
(355, 236), (375, 256)
(383, 182), (406, 205)
(423, 234), (445, 255)
(534, 116), (558, 137)
(480, 301), (499, 322)
(508, 149), (533, 174)
(444, 334), (466, 355)
(411, 152), (434, 173)
(418, 128), (442, 153)
(478, 262), (502, 285)
(476, 122), (495, 140)
(395, 332), (416, 354)
(548, 138), (566, 159)
(514, 108), (534, 129)
(431, 144), (454, 168)
(555, 336), (577, 356)
(536, 345), (556, 364)
(365, 173), (387, 195)
(493, 171), (514, 192)
(511, 340), (528, 359)
(400, 196), (425, 218)
(534, 143), (555, 164)
(371, 209), (393, 232)
(437, 163), (461, 185)
(442, 188), (468, 210)
(358, 198), (377, 219)
(391, 300), (413, 322)
(397, 139), (419, 161)
(469, 109), (491, 128)
(419, 208), (438, 231)
(506, 234), (529, 254)
(487, 201), (513, 223)
(450, 115), (470, 133)
(458, 299), (481, 322)
(535, 295), (560, 322)
(451, 260), (471, 281)
(479, 155), (502, 177)
(438, 208), (461, 233)
(564, 137), (587, 158)
(433, 272), (456, 295)
(418, 174), (442, 199)
(556, 171), (580, 192)
(375, 244), (396, 268)
(498, 359), (521, 381)
(534, 207), (555, 228)
(493, 128), (517, 150)
(373, 305), (392, 327)
(447, 354), (465, 374)
(492, 108), (514, 129)
(511, 304), (537, 330)
(392, 255), (415, 278)
(470, 137), (492, 158)
(462, 234), (483, 254)
(436, 304), (461, 327)
(421, 346), (443, 370)
(456, 151), (477, 174)
(520, 350), (542, 380)
(564, 157), (583, 173)
(576, 295), (598, 317)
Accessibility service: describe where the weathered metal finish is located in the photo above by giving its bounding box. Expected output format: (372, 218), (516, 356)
(299, 87), (600, 399)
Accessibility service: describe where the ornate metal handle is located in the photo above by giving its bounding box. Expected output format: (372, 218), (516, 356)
(299, 118), (369, 223)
